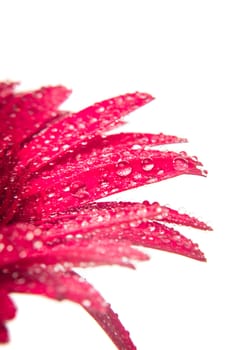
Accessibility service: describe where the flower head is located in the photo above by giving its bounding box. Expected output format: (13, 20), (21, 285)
(0, 82), (211, 348)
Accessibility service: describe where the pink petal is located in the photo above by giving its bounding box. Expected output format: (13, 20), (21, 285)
(87, 305), (137, 350)
(0, 81), (18, 99)
(0, 291), (17, 321)
(18, 150), (205, 220)
(0, 223), (148, 268)
(99, 221), (206, 261)
(158, 205), (212, 230)
(0, 322), (8, 343)
(18, 152), (203, 219)
(0, 268), (107, 312)
(1, 268), (137, 349)
(70, 132), (187, 154)
(0, 85), (71, 147)
(0, 85), (71, 223)
(17, 92), (154, 171)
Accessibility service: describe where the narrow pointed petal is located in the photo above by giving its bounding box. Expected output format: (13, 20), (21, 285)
(102, 221), (206, 261)
(39, 201), (167, 230)
(158, 206), (212, 230)
(0, 268), (107, 312)
(0, 322), (8, 343)
(98, 132), (188, 148)
(0, 81), (18, 99)
(87, 305), (137, 350)
(8, 201), (207, 261)
(0, 291), (17, 321)
(0, 81), (210, 349)
(0, 223), (148, 268)
(18, 150), (204, 220)
(0, 85), (71, 147)
(17, 92), (154, 171)
(0, 85), (71, 223)
(70, 132), (187, 157)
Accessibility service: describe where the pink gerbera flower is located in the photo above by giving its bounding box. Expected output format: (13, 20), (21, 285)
(0, 81), (211, 349)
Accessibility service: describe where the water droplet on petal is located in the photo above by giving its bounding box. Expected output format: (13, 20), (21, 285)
(82, 299), (92, 307)
(6, 245), (13, 252)
(33, 240), (43, 250)
(157, 169), (164, 176)
(173, 157), (189, 171)
(63, 186), (71, 192)
(0, 243), (5, 252)
(70, 183), (90, 200)
(96, 106), (105, 113)
(141, 158), (154, 171)
(19, 250), (27, 258)
(131, 144), (142, 150)
(26, 232), (34, 241)
(202, 169), (208, 176)
(52, 146), (59, 152)
(116, 161), (132, 177)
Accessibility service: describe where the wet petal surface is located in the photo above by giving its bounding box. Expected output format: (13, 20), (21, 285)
(0, 82), (211, 349)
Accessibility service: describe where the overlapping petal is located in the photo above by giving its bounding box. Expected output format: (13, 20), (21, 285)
(0, 82), (211, 349)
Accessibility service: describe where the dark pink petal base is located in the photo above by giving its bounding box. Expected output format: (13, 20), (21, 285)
(0, 81), (211, 349)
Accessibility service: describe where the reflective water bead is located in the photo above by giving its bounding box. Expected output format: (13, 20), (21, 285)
(33, 240), (43, 250)
(70, 183), (90, 200)
(141, 158), (154, 171)
(173, 157), (188, 171)
(116, 161), (133, 177)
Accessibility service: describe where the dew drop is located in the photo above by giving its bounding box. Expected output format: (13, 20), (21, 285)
(6, 245), (13, 252)
(33, 240), (43, 250)
(63, 186), (71, 192)
(26, 232), (34, 241)
(12, 272), (19, 279)
(157, 169), (164, 176)
(62, 144), (69, 151)
(141, 158), (154, 171)
(0, 243), (5, 252)
(82, 299), (92, 307)
(131, 144), (142, 150)
(70, 183), (90, 200)
(16, 277), (26, 285)
(116, 161), (132, 177)
(96, 106), (105, 113)
(99, 179), (109, 188)
(202, 169), (208, 176)
(19, 250), (27, 258)
(173, 157), (188, 171)
(42, 156), (50, 162)
(34, 228), (42, 236)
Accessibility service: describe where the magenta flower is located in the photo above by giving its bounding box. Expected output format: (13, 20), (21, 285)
(0, 81), (211, 349)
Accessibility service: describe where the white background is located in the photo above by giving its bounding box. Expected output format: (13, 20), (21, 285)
(0, 1), (233, 349)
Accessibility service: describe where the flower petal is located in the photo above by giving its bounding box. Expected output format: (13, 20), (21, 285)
(0, 291), (17, 321)
(18, 150), (205, 220)
(0, 81), (18, 99)
(0, 85), (71, 223)
(17, 92), (154, 171)
(87, 305), (137, 350)
(0, 85), (71, 147)
(0, 268), (107, 312)
(158, 206), (212, 230)
(0, 223), (148, 268)
(1, 268), (137, 349)
(0, 322), (8, 343)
